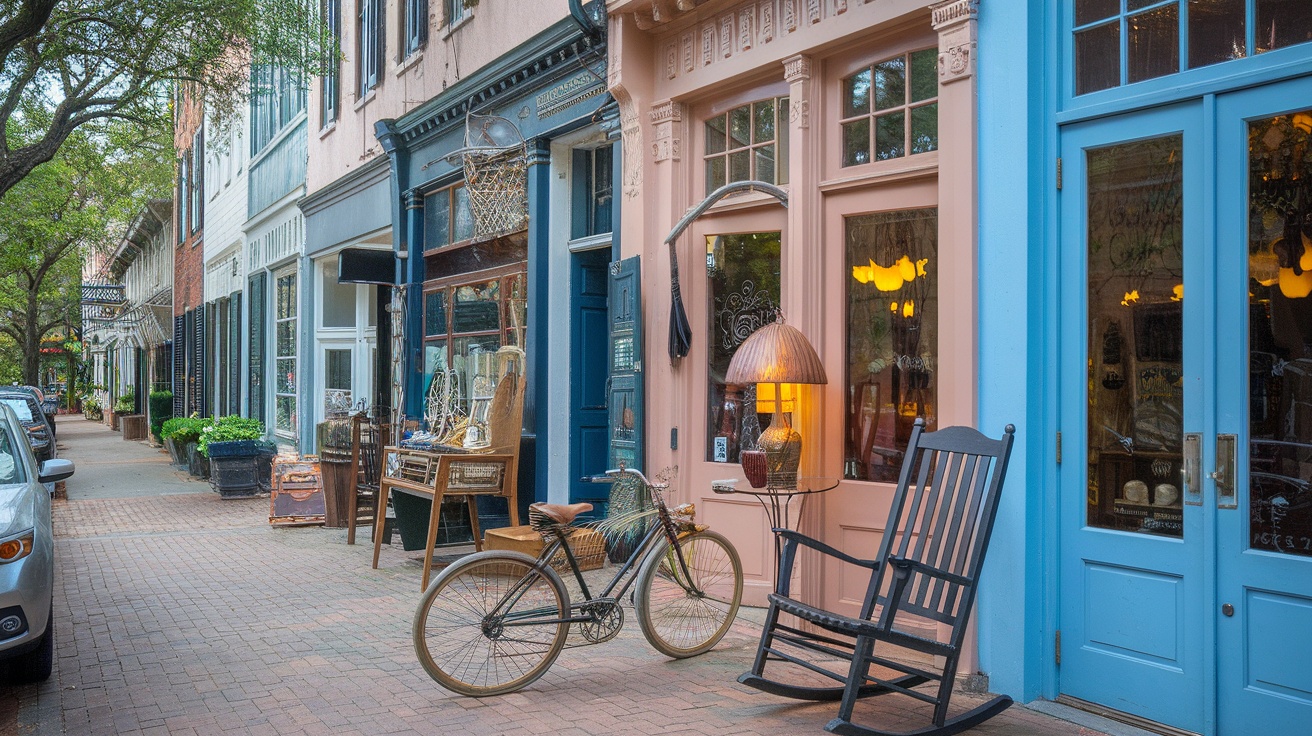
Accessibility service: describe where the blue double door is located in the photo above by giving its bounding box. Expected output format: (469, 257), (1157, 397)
(1058, 76), (1312, 734)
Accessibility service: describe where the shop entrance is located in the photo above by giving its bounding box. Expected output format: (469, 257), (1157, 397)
(1057, 78), (1312, 734)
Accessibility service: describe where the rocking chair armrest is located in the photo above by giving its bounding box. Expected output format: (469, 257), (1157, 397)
(774, 528), (880, 571)
(887, 556), (971, 586)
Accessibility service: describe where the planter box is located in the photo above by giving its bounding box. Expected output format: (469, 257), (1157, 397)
(121, 414), (147, 441)
(109, 411), (121, 431)
(186, 442), (209, 479)
(211, 456), (260, 498)
(164, 437), (186, 467)
(205, 439), (274, 458)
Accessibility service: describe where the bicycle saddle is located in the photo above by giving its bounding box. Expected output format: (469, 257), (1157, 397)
(529, 502), (593, 525)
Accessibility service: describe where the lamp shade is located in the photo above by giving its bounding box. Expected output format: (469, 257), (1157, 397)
(725, 319), (828, 386)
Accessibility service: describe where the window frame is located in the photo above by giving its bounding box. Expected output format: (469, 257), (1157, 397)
(702, 95), (790, 194)
(837, 47), (939, 169)
(190, 129), (204, 234)
(445, 0), (465, 29)
(423, 180), (475, 252)
(321, 0), (341, 127)
(404, 0), (428, 57)
(571, 144), (614, 240)
(358, 0), (384, 96)
(273, 267), (299, 439)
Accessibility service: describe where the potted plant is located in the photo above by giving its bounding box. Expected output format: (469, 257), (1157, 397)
(110, 389), (134, 430)
(165, 416), (212, 477)
(201, 416), (272, 498)
(160, 417), (192, 467)
(82, 395), (103, 422)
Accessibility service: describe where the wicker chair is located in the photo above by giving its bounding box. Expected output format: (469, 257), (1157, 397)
(346, 413), (389, 546)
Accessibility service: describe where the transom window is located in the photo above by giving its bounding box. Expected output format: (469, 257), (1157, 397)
(840, 49), (938, 167)
(704, 97), (789, 192)
(1074, 0), (1312, 96)
(423, 271), (527, 419)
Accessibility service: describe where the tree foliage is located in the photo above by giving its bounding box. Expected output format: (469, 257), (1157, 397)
(0, 114), (172, 385)
(0, 0), (329, 199)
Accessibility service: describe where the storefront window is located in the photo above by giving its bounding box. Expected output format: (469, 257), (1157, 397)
(425, 183), (475, 251)
(274, 269), (298, 437)
(840, 49), (937, 167)
(704, 97), (789, 192)
(706, 232), (781, 464)
(845, 210), (938, 482)
(324, 348), (352, 415)
(320, 259), (356, 328)
(422, 271), (526, 427)
(1073, 0), (1312, 95)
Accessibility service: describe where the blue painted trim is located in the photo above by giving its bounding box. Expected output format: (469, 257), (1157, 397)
(527, 140), (552, 505)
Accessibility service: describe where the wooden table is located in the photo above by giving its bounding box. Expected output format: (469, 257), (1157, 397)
(370, 445), (519, 590)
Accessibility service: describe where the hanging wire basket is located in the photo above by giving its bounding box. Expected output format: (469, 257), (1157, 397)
(457, 112), (528, 239)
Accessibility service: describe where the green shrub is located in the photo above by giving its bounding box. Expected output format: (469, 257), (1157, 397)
(113, 388), (135, 414)
(148, 390), (173, 439)
(161, 416), (211, 445)
(198, 415), (266, 457)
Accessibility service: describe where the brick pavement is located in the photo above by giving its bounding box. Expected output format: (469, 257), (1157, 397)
(0, 417), (1137, 736)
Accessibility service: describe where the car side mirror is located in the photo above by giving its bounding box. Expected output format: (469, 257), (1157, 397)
(38, 458), (75, 484)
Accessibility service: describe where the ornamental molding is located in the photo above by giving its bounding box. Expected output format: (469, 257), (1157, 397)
(649, 99), (684, 125)
(650, 99), (684, 163)
(930, 0), (978, 30)
(783, 53), (811, 84)
(931, 0), (978, 84)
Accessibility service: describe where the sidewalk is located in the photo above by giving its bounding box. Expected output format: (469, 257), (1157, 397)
(1, 416), (1148, 736)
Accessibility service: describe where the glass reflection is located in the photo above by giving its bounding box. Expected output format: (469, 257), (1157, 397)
(1086, 135), (1185, 538)
(1247, 111), (1312, 557)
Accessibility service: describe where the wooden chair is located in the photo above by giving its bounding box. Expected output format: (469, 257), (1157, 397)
(739, 418), (1016, 736)
(372, 347), (526, 590)
(345, 413), (389, 546)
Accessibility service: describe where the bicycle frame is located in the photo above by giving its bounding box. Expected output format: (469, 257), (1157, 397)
(491, 473), (706, 630)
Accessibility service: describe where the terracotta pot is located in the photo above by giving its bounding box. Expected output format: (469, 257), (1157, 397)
(741, 450), (768, 488)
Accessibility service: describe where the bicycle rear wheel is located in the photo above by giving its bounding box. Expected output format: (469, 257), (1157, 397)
(413, 550), (569, 696)
(634, 529), (743, 658)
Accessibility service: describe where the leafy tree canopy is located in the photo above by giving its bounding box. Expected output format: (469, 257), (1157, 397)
(0, 0), (330, 199)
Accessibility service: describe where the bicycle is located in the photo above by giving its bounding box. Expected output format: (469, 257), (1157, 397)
(413, 466), (744, 696)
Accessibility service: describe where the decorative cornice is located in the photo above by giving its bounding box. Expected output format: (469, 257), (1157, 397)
(649, 99), (684, 125)
(298, 155), (392, 217)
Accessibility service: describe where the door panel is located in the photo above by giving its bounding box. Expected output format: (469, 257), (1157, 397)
(1214, 77), (1312, 734)
(1058, 103), (1205, 733)
(569, 248), (611, 506)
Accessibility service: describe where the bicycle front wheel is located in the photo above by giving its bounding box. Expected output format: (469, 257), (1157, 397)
(413, 550), (569, 696)
(634, 529), (743, 658)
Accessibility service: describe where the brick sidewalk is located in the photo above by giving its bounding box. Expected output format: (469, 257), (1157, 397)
(0, 421), (1126, 735)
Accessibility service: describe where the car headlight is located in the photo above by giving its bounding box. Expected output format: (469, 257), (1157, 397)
(0, 530), (34, 564)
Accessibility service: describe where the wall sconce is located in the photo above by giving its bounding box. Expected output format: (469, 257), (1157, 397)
(726, 314), (828, 489)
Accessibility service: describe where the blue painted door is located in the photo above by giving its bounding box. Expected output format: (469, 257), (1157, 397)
(1057, 103), (1208, 732)
(1060, 79), (1312, 734)
(568, 248), (611, 505)
(1213, 76), (1312, 734)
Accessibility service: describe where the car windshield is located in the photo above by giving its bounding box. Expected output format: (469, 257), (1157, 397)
(0, 398), (34, 422)
(0, 424), (26, 485)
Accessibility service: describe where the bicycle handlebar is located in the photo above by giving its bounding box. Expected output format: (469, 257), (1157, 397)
(581, 468), (663, 488)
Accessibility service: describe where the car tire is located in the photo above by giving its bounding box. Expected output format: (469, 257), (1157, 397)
(2, 609), (54, 684)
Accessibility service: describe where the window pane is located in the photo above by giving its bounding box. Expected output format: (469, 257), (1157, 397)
(844, 69), (872, 118)
(873, 57), (907, 110)
(276, 358), (297, 394)
(1076, 0), (1120, 25)
(453, 185), (474, 242)
(1086, 135), (1184, 538)
(728, 149), (751, 183)
(753, 100), (775, 143)
(1127, 0), (1163, 10)
(875, 111), (905, 161)
(1247, 111), (1312, 557)
(425, 290), (447, 337)
(842, 119), (871, 167)
(1076, 21), (1121, 95)
(452, 280), (501, 333)
(321, 261), (356, 328)
(706, 156), (727, 192)
(277, 321), (295, 357)
(845, 209), (938, 482)
(705, 115), (727, 155)
(425, 190), (451, 250)
(706, 233), (781, 464)
(1128, 5), (1180, 83)
(452, 336), (502, 413)
(325, 349), (352, 391)
(1256, 0), (1312, 54)
(755, 144), (776, 184)
(729, 105), (751, 149)
(276, 395), (297, 434)
(910, 49), (937, 103)
(591, 145), (613, 235)
(910, 103), (938, 155)
(276, 274), (297, 319)
(1188, 0), (1246, 67)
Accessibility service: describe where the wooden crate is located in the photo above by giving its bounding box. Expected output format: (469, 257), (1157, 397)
(484, 525), (605, 572)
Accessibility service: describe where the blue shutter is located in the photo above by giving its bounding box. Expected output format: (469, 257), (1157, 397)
(607, 256), (643, 472)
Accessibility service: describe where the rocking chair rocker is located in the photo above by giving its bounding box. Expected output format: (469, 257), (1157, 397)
(739, 418), (1016, 736)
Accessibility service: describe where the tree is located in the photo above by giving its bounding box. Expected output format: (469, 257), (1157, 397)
(0, 0), (329, 200)
(0, 117), (171, 386)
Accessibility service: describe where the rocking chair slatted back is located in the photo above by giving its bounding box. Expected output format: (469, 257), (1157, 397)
(868, 422), (1010, 631)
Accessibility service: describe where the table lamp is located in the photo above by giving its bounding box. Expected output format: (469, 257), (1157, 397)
(726, 314), (828, 489)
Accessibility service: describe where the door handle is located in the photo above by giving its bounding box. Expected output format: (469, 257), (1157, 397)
(1182, 433), (1202, 506)
(1214, 433), (1237, 509)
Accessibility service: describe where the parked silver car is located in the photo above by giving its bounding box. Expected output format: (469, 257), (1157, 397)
(0, 404), (74, 683)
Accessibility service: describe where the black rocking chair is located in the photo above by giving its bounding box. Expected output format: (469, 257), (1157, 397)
(739, 418), (1016, 736)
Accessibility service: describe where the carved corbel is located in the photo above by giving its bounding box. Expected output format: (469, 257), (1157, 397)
(931, 0), (979, 84)
(649, 100), (684, 163)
